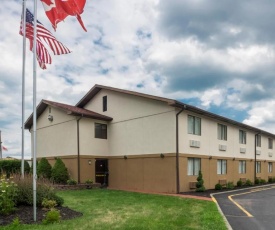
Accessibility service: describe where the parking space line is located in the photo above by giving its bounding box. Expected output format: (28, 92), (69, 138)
(228, 186), (275, 218)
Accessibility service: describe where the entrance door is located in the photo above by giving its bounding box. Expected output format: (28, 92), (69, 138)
(95, 159), (108, 186)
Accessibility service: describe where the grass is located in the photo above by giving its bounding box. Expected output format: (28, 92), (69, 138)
(1, 189), (227, 230)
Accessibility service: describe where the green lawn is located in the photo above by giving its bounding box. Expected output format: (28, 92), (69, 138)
(1, 189), (227, 230)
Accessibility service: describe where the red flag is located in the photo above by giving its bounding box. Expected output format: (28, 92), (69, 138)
(41, 0), (87, 32)
(2, 146), (8, 151)
(20, 9), (71, 69)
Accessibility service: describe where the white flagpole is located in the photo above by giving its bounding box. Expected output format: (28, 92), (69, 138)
(0, 130), (2, 159)
(33, 0), (38, 222)
(21, 0), (27, 179)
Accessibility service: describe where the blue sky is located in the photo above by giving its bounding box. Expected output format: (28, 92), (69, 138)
(1, 0), (275, 158)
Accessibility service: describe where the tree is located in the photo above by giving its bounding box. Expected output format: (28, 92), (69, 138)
(51, 158), (69, 184)
(37, 158), (52, 179)
(196, 170), (205, 192)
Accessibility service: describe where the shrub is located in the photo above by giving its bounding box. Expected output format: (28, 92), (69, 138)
(237, 180), (243, 187)
(14, 174), (63, 207)
(67, 179), (77, 185)
(196, 171), (205, 192)
(85, 179), (93, 184)
(226, 181), (234, 189)
(215, 183), (222, 190)
(42, 198), (57, 210)
(10, 217), (21, 227)
(42, 209), (61, 224)
(51, 158), (69, 184)
(272, 177), (275, 183)
(260, 179), (266, 184)
(37, 158), (52, 179)
(0, 175), (18, 215)
(245, 179), (253, 186)
(268, 177), (273, 183)
(255, 178), (260, 184)
(0, 160), (29, 177)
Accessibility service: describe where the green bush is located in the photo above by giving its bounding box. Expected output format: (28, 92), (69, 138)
(260, 179), (266, 184)
(0, 175), (18, 215)
(85, 179), (93, 184)
(42, 198), (57, 210)
(42, 209), (61, 224)
(268, 177), (273, 183)
(215, 183), (222, 190)
(237, 180), (243, 187)
(67, 179), (77, 185)
(226, 181), (234, 189)
(272, 177), (275, 183)
(37, 158), (52, 179)
(15, 175), (63, 207)
(245, 179), (253, 186)
(196, 171), (205, 192)
(255, 178), (260, 184)
(0, 160), (30, 177)
(51, 158), (69, 184)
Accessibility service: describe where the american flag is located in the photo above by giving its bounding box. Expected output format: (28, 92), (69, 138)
(2, 146), (8, 151)
(20, 8), (71, 69)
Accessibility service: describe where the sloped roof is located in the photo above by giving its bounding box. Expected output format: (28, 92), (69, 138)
(75, 84), (275, 137)
(24, 99), (113, 129)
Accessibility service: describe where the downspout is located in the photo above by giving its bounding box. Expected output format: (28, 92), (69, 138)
(77, 116), (83, 183)
(254, 133), (260, 183)
(176, 106), (186, 194)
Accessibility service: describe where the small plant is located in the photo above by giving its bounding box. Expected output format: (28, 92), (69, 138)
(196, 171), (205, 192)
(85, 179), (93, 184)
(37, 158), (52, 179)
(272, 177), (275, 183)
(255, 178), (260, 184)
(215, 183), (222, 190)
(245, 179), (253, 186)
(226, 181), (234, 189)
(67, 179), (77, 185)
(0, 175), (18, 215)
(260, 179), (266, 184)
(268, 177), (273, 183)
(42, 198), (57, 210)
(42, 209), (61, 224)
(10, 217), (21, 227)
(237, 180), (243, 187)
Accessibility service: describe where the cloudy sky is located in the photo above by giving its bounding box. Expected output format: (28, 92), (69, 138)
(1, 0), (275, 159)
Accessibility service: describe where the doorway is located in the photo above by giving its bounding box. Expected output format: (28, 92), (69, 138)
(95, 159), (108, 186)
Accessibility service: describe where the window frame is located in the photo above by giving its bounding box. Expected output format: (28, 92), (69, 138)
(217, 159), (227, 175)
(256, 134), (261, 147)
(188, 115), (201, 136)
(239, 160), (246, 174)
(268, 162), (273, 173)
(218, 124), (227, 140)
(187, 158), (201, 176)
(239, 130), (246, 144)
(268, 138), (273, 149)
(256, 161), (261, 173)
(103, 96), (107, 112)
(95, 123), (107, 139)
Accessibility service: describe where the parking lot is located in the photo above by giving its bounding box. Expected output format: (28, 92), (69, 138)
(212, 185), (275, 230)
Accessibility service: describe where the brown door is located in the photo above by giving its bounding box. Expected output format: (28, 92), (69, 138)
(95, 159), (108, 186)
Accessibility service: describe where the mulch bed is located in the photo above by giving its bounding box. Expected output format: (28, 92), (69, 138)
(0, 206), (83, 226)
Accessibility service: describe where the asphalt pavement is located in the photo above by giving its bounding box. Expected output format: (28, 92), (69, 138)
(212, 185), (275, 230)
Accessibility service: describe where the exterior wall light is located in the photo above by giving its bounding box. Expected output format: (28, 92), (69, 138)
(48, 115), (53, 122)
(124, 155), (127, 160)
(233, 157), (235, 161)
(209, 156), (212, 160)
(88, 160), (92, 165)
(160, 153), (164, 158)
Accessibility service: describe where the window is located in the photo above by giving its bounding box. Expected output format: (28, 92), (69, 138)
(103, 96), (107, 112)
(95, 123), (107, 139)
(218, 124), (227, 140)
(188, 115), (201, 135)
(239, 160), (246, 174)
(217, 159), (227, 175)
(256, 134), (261, 147)
(187, 158), (201, 176)
(256, 161), (261, 173)
(268, 138), (273, 149)
(268, 162), (273, 173)
(239, 130), (246, 144)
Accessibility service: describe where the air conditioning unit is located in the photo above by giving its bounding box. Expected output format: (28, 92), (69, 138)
(219, 145), (227, 151)
(189, 140), (200, 148)
(268, 152), (273, 157)
(256, 150), (261, 155)
(240, 148), (246, 153)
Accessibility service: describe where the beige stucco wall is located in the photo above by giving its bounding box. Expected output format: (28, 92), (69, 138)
(35, 107), (78, 158)
(178, 111), (275, 161)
